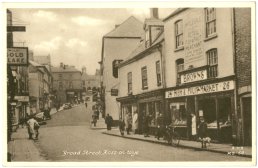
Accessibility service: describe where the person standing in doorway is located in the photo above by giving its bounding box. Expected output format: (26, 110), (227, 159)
(132, 110), (139, 134)
(191, 113), (197, 140)
(124, 112), (130, 135)
(156, 113), (165, 140)
(143, 114), (150, 137)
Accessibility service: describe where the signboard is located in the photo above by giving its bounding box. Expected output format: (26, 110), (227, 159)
(184, 10), (204, 64)
(14, 96), (29, 102)
(181, 69), (207, 84)
(7, 47), (28, 66)
(165, 80), (234, 98)
(111, 89), (118, 96)
(67, 92), (74, 94)
(7, 26), (26, 32)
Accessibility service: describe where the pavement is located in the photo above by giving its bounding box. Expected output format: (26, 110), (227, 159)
(7, 107), (60, 162)
(102, 128), (253, 158)
(7, 127), (47, 162)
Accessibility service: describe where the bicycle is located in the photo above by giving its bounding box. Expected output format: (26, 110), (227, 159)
(164, 125), (181, 146)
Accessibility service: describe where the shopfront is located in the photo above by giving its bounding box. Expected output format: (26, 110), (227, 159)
(165, 78), (235, 143)
(137, 89), (165, 135)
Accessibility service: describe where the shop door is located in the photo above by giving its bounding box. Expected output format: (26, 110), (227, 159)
(243, 97), (252, 146)
(139, 103), (146, 134)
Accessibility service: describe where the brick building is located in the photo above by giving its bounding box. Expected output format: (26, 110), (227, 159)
(234, 8), (252, 145)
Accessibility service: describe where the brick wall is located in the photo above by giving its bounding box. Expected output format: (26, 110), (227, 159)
(234, 8), (251, 89)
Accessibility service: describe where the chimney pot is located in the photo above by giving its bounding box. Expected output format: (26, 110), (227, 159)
(150, 8), (159, 19)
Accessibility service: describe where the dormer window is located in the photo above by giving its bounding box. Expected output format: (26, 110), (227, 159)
(145, 29), (150, 48)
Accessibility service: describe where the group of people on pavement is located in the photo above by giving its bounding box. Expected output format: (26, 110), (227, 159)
(117, 110), (209, 149)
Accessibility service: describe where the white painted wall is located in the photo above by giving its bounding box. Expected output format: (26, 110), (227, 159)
(119, 49), (162, 97)
(103, 38), (141, 120)
(164, 8), (234, 88)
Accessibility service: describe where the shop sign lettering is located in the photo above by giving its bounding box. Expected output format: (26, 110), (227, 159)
(7, 47), (28, 66)
(14, 96), (29, 102)
(165, 80), (234, 98)
(181, 70), (207, 84)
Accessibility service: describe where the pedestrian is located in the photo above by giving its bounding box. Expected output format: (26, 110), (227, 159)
(191, 113), (197, 140)
(119, 119), (125, 136)
(27, 116), (40, 140)
(124, 112), (131, 135)
(143, 114), (150, 137)
(132, 110), (138, 134)
(105, 114), (113, 130)
(91, 114), (97, 127)
(156, 113), (165, 140)
(85, 102), (87, 108)
(198, 117), (208, 148)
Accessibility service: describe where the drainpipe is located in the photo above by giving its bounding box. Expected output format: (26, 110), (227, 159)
(231, 8), (240, 146)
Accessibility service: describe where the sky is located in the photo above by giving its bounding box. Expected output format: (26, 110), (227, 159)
(9, 8), (175, 75)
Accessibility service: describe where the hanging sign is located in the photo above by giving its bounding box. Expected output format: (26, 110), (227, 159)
(7, 47), (28, 66)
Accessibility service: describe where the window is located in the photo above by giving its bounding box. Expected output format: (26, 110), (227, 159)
(145, 29), (150, 48)
(176, 59), (184, 84)
(112, 59), (123, 78)
(58, 74), (62, 78)
(207, 49), (218, 78)
(156, 61), (162, 86)
(141, 66), (148, 89)
(58, 81), (63, 90)
(175, 20), (183, 49)
(205, 8), (216, 37)
(127, 72), (132, 94)
(69, 81), (73, 89)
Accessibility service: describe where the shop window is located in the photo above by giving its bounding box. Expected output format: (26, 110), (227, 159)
(156, 61), (162, 86)
(176, 59), (184, 85)
(58, 74), (62, 79)
(205, 8), (216, 37)
(141, 66), (148, 90)
(207, 49), (218, 78)
(127, 72), (132, 94)
(175, 20), (183, 49)
(169, 102), (187, 126)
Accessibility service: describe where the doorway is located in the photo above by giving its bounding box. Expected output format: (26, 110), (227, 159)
(242, 97), (252, 146)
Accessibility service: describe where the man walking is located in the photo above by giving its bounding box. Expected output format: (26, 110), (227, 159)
(27, 116), (40, 140)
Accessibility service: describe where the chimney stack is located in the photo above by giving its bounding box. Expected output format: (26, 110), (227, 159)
(150, 8), (159, 19)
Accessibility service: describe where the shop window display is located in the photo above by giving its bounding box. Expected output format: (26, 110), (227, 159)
(170, 102), (187, 126)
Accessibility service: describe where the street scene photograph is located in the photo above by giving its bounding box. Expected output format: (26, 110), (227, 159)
(3, 2), (255, 166)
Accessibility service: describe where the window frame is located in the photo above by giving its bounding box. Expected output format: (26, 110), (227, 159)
(176, 59), (184, 85)
(207, 48), (218, 78)
(205, 8), (216, 38)
(175, 20), (184, 49)
(141, 66), (148, 90)
(127, 72), (132, 94)
(156, 60), (162, 86)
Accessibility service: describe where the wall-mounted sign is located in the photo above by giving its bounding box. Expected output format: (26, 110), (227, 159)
(7, 47), (28, 66)
(181, 69), (207, 84)
(67, 92), (74, 94)
(14, 96), (29, 102)
(184, 10), (204, 64)
(7, 26), (26, 32)
(111, 89), (118, 96)
(165, 80), (234, 98)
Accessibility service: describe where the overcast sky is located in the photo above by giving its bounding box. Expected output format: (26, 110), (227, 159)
(10, 8), (175, 75)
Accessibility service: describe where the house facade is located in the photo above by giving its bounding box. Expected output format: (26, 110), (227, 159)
(100, 16), (144, 120)
(117, 10), (165, 134)
(52, 63), (82, 105)
(163, 8), (251, 145)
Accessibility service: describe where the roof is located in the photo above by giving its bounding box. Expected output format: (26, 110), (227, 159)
(119, 32), (164, 68)
(104, 16), (144, 38)
(29, 60), (42, 67)
(163, 8), (188, 22)
(51, 66), (81, 73)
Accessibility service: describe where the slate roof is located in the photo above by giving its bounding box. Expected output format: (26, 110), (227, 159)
(104, 16), (144, 38)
